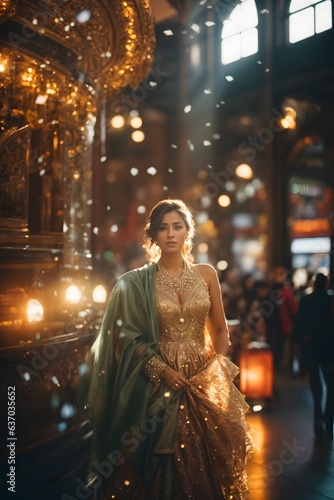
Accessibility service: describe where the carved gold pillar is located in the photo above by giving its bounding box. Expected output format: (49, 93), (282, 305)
(0, 0), (155, 276)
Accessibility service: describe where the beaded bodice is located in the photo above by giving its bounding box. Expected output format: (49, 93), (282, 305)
(156, 265), (211, 345)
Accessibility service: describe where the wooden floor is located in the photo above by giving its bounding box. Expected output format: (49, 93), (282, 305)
(246, 374), (334, 500)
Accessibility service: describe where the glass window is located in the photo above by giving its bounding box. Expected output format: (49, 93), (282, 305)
(289, 0), (332, 44)
(290, 0), (323, 12)
(221, 0), (258, 65)
(315, 1), (332, 32)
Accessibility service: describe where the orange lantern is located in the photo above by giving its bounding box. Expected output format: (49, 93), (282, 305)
(239, 342), (273, 399)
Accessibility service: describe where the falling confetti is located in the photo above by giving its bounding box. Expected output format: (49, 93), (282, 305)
(225, 75), (234, 82)
(204, 89), (212, 95)
(187, 140), (194, 151)
(51, 376), (60, 387)
(203, 140), (211, 146)
(163, 30), (174, 36)
(205, 21), (215, 27)
(60, 403), (76, 419)
(191, 23), (200, 33)
(130, 167), (138, 176)
(184, 105), (191, 114)
(171, 144), (177, 149)
(147, 166), (157, 175)
(168, 168), (174, 173)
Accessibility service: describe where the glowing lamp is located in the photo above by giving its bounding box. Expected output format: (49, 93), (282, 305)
(27, 299), (44, 323)
(65, 284), (82, 304)
(92, 284), (107, 304)
(239, 342), (273, 399)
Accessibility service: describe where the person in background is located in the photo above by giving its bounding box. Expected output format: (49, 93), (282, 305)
(84, 199), (254, 499)
(294, 273), (334, 438)
(272, 266), (298, 375)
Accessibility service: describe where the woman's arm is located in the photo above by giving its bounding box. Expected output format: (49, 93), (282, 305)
(197, 264), (230, 356)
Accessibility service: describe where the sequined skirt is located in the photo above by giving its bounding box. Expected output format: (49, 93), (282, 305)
(101, 353), (253, 499)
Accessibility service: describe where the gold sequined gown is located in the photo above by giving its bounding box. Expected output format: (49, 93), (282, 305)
(103, 266), (253, 499)
(150, 266), (253, 499)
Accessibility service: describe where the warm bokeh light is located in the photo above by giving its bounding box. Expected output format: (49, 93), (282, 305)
(198, 242), (209, 253)
(110, 115), (125, 128)
(92, 284), (107, 304)
(131, 130), (145, 142)
(217, 260), (228, 271)
(292, 268), (308, 288)
(235, 163), (253, 179)
(27, 299), (44, 322)
(198, 169), (208, 180)
(218, 194), (231, 207)
(284, 106), (296, 119)
(280, 115), (296, 130)
(130, 116), (142, 128)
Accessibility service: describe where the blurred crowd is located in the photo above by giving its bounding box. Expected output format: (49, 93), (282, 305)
(219, 265), (332, 377)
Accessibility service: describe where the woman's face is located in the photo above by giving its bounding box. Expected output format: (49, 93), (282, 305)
(155, 210), (188, 256)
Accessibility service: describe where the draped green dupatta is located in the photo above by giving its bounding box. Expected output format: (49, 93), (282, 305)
(85, 263), (182, 489)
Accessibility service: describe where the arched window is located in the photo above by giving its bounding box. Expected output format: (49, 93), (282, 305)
(221, 0), (258, 65)
(289, 0), (332, 44)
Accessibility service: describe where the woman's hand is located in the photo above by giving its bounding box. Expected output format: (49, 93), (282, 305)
(163, 366), (190, 390)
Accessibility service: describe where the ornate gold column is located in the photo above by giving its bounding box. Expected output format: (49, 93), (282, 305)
(0, 0), (155, 274)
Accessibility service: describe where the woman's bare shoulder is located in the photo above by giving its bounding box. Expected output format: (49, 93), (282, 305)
(193, 263), (217, 280)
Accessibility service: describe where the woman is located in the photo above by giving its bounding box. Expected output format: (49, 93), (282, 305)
(85, 199), (253, 499)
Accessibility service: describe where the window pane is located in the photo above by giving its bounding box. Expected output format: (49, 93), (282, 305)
(241, 28), (258, 57)
(289, 8), (315, 43)
(289, 0), (322, 13)
(315, 1), (332, 33)
(222, 0), (258, 38)
(223, 6), (241, 37)
(230, 0), (258, 31)
(222, 34), (241, 65)
(221, 0), (258, 64)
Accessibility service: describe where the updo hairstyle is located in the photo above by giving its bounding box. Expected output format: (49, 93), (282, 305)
(143, 199), (195, 263)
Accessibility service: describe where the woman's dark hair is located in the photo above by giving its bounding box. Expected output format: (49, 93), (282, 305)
(143, 199), (195, 262)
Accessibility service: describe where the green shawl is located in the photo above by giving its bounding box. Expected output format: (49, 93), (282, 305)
(85, 263), (182, 490)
